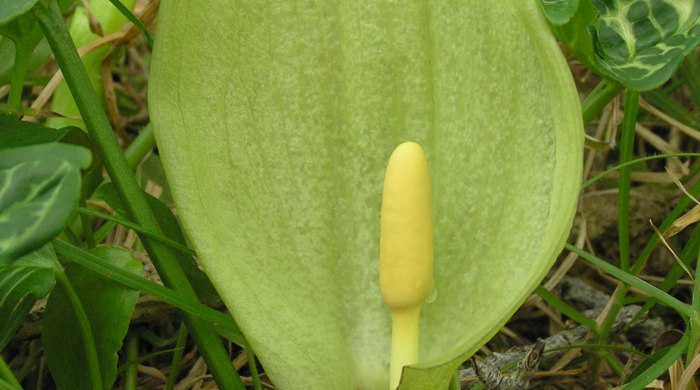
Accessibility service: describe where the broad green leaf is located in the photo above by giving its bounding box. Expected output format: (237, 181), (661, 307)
(539, 0), (581, 25)
(0, 379), (21, 390)
(0, 143), (91, 169)
(43, 246), (141, 390)
(555, 0), (700, 91)
(0, 0), (38, 26)
(0, 115), (69, 149)
(0, 244), (58, 351)
(150, 1), (583, 389)
(0, 117), (102, 198)
(0, 143), (91, 264)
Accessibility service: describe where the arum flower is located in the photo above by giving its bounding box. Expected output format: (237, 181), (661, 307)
(149, 1), (583, 389)
(380, 142), (434, 389)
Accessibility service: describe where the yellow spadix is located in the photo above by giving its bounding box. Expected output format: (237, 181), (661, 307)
(380, 142), (434, 389)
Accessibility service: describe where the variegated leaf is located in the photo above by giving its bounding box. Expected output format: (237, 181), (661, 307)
(0, 143), (91, 264)
(555, 0), (700, 90)
(0, 244), (59, 351)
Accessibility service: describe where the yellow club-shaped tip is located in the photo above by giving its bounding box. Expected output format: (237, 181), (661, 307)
(380, 141), (434, 310)
(380, 141), (434, 389)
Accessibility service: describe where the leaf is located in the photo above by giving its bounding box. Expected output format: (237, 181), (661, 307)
(0, 244), (58, 351)
(0, 143), (91, 169)
(0, 115), (69, 149)
(555, 0), (700, 91)
(0, 143), (91, 264)
(150, 1), (583, 389)
(43, 246), (142, 390)
(539, 0), (580, 25)
(0, 0), (39, 26)
(624, 330), (689, 390)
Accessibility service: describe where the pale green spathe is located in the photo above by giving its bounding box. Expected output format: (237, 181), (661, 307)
(149, 2), (583, 389)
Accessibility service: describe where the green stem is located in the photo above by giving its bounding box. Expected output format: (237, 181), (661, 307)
(124, 123), (155, 169)
(688, 313), (700, 369)
(8, 43), (31, 110)
(595, 90), (638, 341)
(165, 323), (188, 390)
(389, 307), (421, 390)
(581, 79), (624, 125)
(32, 3), (244, 389)
(688, 197), (700, 364)
(122, 333), (138, 390)
(80, 200), (96, 248)
(55, 270), (104, 390)
(617, 90), (639, 272)
(244, 337), (263, 390)
(592, 90), (638, 380)
(595, 284), (628, 343)
(0, 354), (22, 390)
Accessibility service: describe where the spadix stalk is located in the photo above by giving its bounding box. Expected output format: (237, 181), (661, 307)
(380, 142), (434, 390)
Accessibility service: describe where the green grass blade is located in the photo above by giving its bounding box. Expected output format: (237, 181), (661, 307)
(107, 0), (153, 47)
(581, 152), (700, 189)
(0, 244), (56, 351)
(535, 285), (597, 330)
(622, 330), (689, 389)
(617, 90), (639, 271)
(565, 244), (692, 318)
(77, 207), (195, 256)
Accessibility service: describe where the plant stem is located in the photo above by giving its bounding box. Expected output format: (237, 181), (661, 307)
(55, 270), (104, 390)
(32, 3), (244, 389)
(80, 200), (96, 248)
(8, 43), (30, 110)
(688, 200), (700, 364)
(244, 336), (263, 390)
(595, 90), (638, 342)
(389, 307), (421, 390)
(592, 90), (638, 382)
(581, 79), (624, 126)
(617, 90), (638, 272)
(165, 323), (188, 390)
(124, 123), (155, 169)
(688, 313), (700, 370)
(122, 332), (138, 390)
